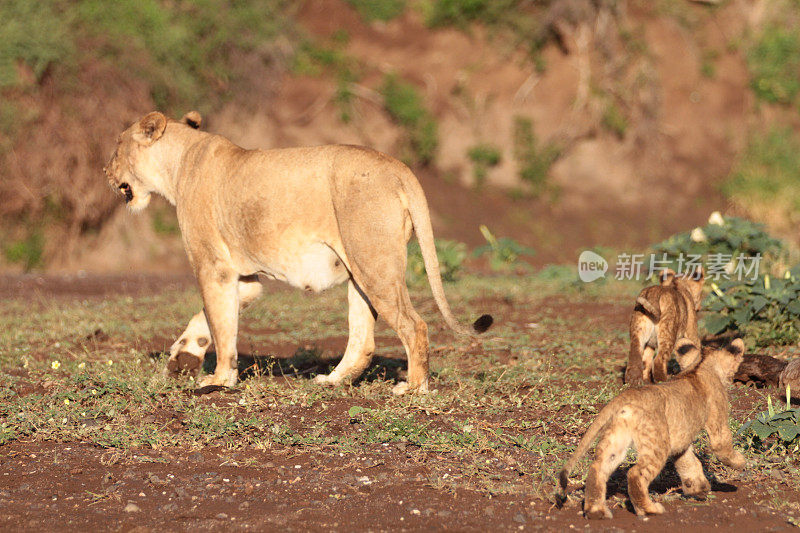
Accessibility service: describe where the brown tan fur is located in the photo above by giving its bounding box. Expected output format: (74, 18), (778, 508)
(104, 111), (492, 394)
(625, 268), (705, 385)
(558, 338), (746, 519)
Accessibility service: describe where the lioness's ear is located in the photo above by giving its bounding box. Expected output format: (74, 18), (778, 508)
(133, 112), (167, 145)
(181, 110), (202, 129)
(729, 337), (745, 356)
(691, 266), (705, 282)
(659, 269), (676, 286)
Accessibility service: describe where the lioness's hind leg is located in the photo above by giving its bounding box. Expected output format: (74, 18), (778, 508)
(166, 276), (262, 380)
(674, 447), (710, 500)
(315, 280), (376, 386)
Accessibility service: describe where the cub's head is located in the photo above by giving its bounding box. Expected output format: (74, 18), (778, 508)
(699, 337), (745, 384)
(673, 266), (705, 311)
(104, 111), (202, 211)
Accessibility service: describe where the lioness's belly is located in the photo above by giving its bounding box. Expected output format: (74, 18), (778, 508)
(259, 242), (349, 292)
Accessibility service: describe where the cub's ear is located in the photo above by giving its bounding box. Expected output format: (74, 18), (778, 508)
(675, 339), (698, 356)
(690, 266), (705, 281)
(728, 337), (745, 356)
(132, 112), (167, 145)
(659, 268), (676, 286)
(181, 110), (202, 129)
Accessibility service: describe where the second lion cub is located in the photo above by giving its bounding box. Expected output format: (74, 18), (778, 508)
(558, 338), (746, 519)
(625, 268), (705, 385)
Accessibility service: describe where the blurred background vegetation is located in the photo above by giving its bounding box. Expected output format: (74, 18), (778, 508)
(0, 0), (799, 273)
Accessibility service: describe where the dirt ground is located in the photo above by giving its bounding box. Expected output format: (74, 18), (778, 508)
(0, 274), (798, 532)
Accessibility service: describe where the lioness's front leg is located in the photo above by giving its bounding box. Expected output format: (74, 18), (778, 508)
(166, 276), (262, 379)
(196, 266), (240, 388)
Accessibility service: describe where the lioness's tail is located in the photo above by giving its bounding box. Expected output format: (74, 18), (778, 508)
(556, 400), (620, 504)
(635, 296), (660, 321)
(402, 173), (493, 336)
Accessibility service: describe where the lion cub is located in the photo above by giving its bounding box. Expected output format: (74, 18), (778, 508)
(558, 338), (746, 519)
(625, 268), (705, 385)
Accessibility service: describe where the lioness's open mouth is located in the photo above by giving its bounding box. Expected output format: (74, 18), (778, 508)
(119, 183), (133, 203)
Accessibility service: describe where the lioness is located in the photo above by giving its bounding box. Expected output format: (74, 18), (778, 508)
(558, 338), (746, 519)
(625, 268), (705, 385)
(104, 111), (492, 394)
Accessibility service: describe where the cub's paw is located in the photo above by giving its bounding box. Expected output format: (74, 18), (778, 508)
(635, 502), (665, 516)
(682, 477), (711, 500)
(165, 352), (203, 378)
(727, 451), (747, 471)
(584, 505), (612, 520)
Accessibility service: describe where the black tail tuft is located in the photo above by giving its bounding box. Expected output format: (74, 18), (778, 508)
(554, 469), (569, 507)
(472, 314), (493, 334)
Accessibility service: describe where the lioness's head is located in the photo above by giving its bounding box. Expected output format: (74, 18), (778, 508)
(104, 110), (202, 211)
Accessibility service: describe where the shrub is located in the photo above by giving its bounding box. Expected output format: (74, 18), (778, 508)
(0, 0), (74, 87)
(601, 102), (627, 139)
(407, 239), (467, 284)
(426, 0), (518, 29)
(650, 213), (786, 274)
(467, 143), (502, 187)
(472, 225), (535, 271)
(381, 73), (439, 165)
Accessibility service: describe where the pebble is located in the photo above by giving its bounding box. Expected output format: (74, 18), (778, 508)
(124, 503), (141, 513)
(216, 513), (228, 520)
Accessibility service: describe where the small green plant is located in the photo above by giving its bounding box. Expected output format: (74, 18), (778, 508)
(739, 392), (800, 454)
(467, 143), (501, 187)
(472, 225), (535, 271)
(747, 24), (800, 105)
(151, 205), (180, 236)
(345, 0), (406, 22)
(426, 0), (517, 29)
(703, 268), (800, 346)
(512, 116), (560, 196)
(381, 73), (438, 165)
(407, 239), (467, 284)
(601, 102), (627, 139)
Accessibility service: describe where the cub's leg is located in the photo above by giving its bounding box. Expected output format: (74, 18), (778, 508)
(195, 266), (240, 388)
(314, 280), (376, 386)
(706, 412), (747, 470)
(674, 447), (710, 499)
(584, 425), (632, 519)
(627, 442), (668, 516)
(652, 320), (678, 382)
(165, 275), (262, 379)
(626, 316), (654, 385)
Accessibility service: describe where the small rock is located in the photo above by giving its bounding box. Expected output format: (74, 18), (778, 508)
(161, 503), (178, 512)
(513, 513), (526, 524)
(437, 510), (452, 518)
(216, 513), (228, 520)
(124, 503), (141, 513)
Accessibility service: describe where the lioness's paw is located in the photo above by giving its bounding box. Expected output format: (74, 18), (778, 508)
(728, 451), (747, 470)
(313, 373), (341, 386)
(198, 369), (238, 388)
(636, 502), (665, 516)
(165, 352), (203, 378)
(391, 380), (429, 396)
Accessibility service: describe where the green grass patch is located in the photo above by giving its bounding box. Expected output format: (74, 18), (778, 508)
(345, 0), (406, 22)
(513, 116), (560, 197)
(467, 143), (502, 187)
(723, 128), (800, 228)
(747, 24), (800, 106)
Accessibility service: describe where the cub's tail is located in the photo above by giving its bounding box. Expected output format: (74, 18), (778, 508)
(555, 400), (620, 506)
